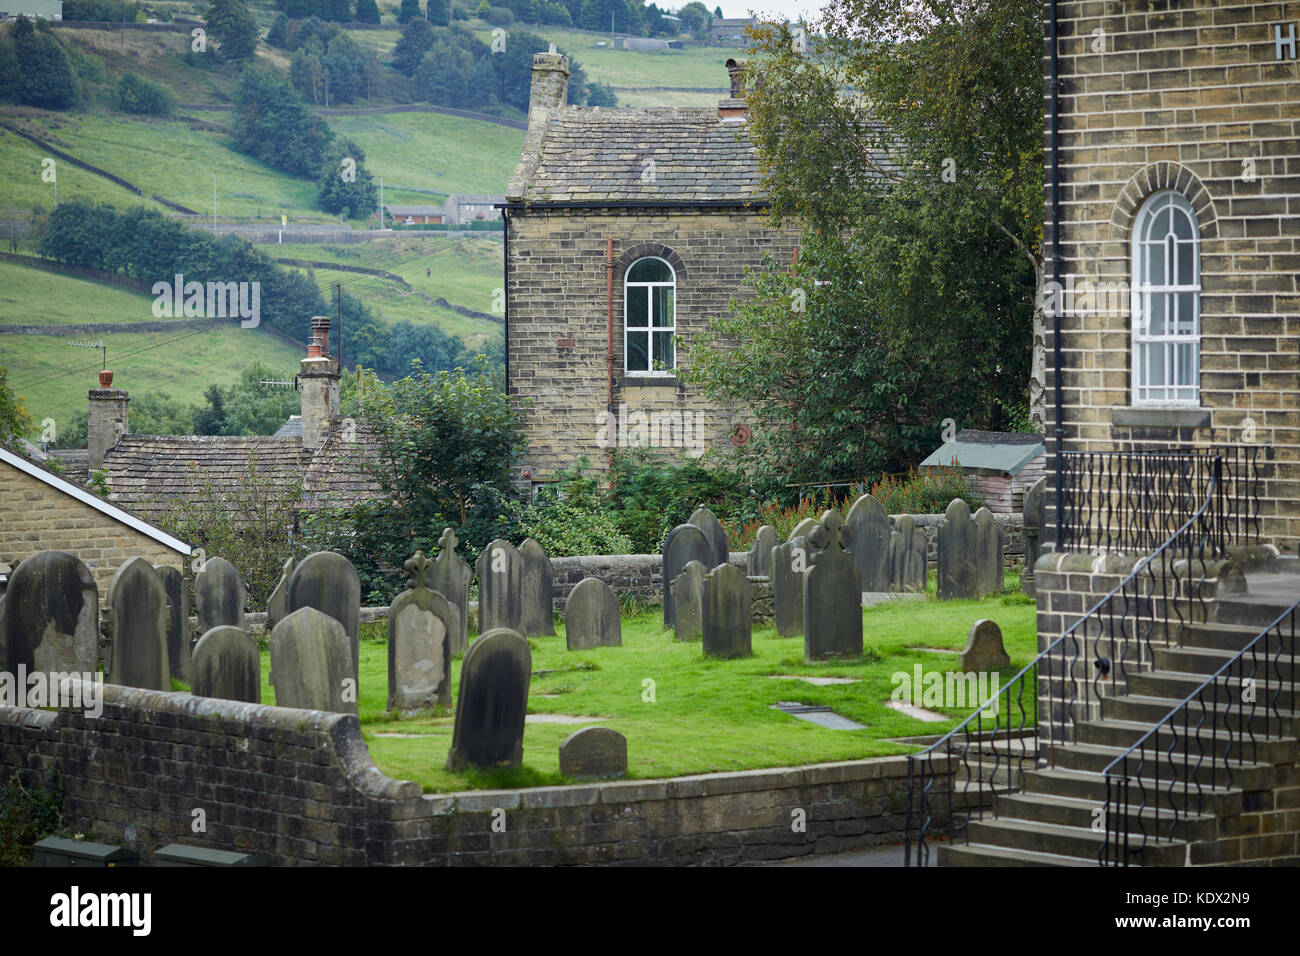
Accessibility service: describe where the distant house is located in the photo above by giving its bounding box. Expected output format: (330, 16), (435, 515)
(384, 204), (443, 225)
(613, 36), (683, 50)
(1, 0), (62, 20)
(443, 194), (505, 225)
(920, 430), (1046, 514)
(708, 17), (754, 45)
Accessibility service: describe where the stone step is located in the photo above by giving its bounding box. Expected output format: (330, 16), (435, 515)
(1022, 767), (1244, 816)
(1154, 644), (1300, 681)
(1177, 621), (1294, 654)
(936, 841), (1099, 867)
(966, 817), (1187, 865)
(993, 792), (1219, 843)
(1073, 717), (1299, 763)
(1047, 739), (1278, 780)
(1102, 693), (1300, 735)
(1212, 585), (1300, 628)
(1128, 669), (1300, 711)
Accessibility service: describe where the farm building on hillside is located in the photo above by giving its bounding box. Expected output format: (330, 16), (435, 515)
(443, 194), (505, 225)
(1, 0), (62, 19)
(502, 53), (801, 490)
(920, 430), (1046, 514)
(384, 204), (443, 225)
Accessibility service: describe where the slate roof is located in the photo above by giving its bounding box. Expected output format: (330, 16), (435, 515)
(506, 107), (764, 205)
(921, 430), (1046, 478)
(274, 415), (302, 438)
(301, 419), (385, 512)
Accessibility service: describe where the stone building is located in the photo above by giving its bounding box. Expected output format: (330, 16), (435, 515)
(503, 53), (800, 488)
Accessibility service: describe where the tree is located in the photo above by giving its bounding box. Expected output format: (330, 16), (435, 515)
(205, 0), (260, 61)
(0, 367), (35, 447)
(115, 71), (177, 115)
(233, 66), (335, 176)
(475, 0), (491, 15)
(540, 1), (570, 25)
(354, 0), (380, 21)
(686, 2), (1042, 484)
(426, 0), (450, 25)
(713, 5), (721, 17)
(390, 17), (436, 74)
(398, 0), (421, 21)
(317, 139), (378, 216)
(326, 0), (352, 20)
(676, 1), (708, 33)
(586, 79), (616, 106)
(266, 12), (289, 46)
(12, 18), (77, 109)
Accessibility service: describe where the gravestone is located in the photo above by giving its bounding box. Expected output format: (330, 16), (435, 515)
(266, 557), (294, 634)
(771, 538), (811, 638)
(518, 538), (556, 637)
(662, 523), (710, 628)
(974, 507), (1005, 598)
(747, 525), (778, 577)
(106, 557), (170, 691)
(388, 552), (455, 712)
(194, 556), (245, 635)
(477, 538), (524, 633)
(445, 627), (531, 771)
(888, 515), (928, 592)
(689, 505), (730, 569)
(1022, 477), (1046, 597)
(559, 726), (627, 779)
(670, 560), (706, 642)
(701, 563), (752, 659)
(270, 606), (356, 714)
(427, 527), (471, 654)
(0, 550), (98, 676)
(957, 619), (1011, 672)
(288, 551), (361, 680)
(803, 512), (863, 661)
(844, 494), (890, 592)
(564, 577), (621, 650)
(937, 499), (1003, 600)
(789, 518), (820, 543)
(190, 625), (260, 703)
(155, 564), (189, 682)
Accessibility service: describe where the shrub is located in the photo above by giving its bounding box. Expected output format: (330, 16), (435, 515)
(861, 465), (983, 515)
(507, 460), (633, 557)
(0, 770), (64, 867)
(115, 72), (176, 116)
(723, 487), (841, 550)
(605, 452), (752, 553)
(487, 5), (513, 25)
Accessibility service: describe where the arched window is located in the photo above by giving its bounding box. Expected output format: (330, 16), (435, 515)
(624, 257), (675, 374)
(1131, 190), (1200, 405)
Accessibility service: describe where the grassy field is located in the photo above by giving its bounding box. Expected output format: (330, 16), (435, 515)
(243, 577), (1037, 793)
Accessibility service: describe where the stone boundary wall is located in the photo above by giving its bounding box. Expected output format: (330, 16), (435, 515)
(0, 682), (951, 866)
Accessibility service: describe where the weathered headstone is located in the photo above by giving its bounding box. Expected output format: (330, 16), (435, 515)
(266, 556), (294, 634)
(888, 515), (928, 592)
(957, 619), (1011, 672)
(559, 726), (627, 779)
(190, 625), (260, 703)
(155, 564), (189, 682)
(803, 511), (863, 661)
(519, 538), (556, 637)
(771, 538), (810, 638)
(269, 606), (356, 714)
(937, 499), (1002, 600)
(445, 627), (531, 771)
(427, 527), (471, 654)
(194, 556), (244, 636)
(689, 504), (730, 569)
(477, 538), (524, 633)
(662, 523), (710, 628)
(670, 560), (706, 642)
(388, 552), (454, 712)
(0, 550), (98, 676)
(106, 557), (170, 691)
(288, 551), (361, 680)
(974, 507), (1005, 598)
(701, 563), (752, 659)
(844, 494), (890, 592)
(1022, 477), (1046, 597)
(747, 525), (778, 578)
(789, 517), (820, 543)
(564, 577), (621, 650)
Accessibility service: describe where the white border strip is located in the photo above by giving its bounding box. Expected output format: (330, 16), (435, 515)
(0, 446), (192, 555)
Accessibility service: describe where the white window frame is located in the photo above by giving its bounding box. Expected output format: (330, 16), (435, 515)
(623, 256), (676, 376)
(1131, 190), (1201, 406)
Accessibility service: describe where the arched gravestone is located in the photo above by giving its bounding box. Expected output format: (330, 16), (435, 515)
(888, 515), (927, 592)
(518, 538), (556, 637)
(844, 494), (890, 593)
(288, 551), (361, 680)
(388, 552), (454, 712)
(974, 507), (1005, 598)
(194, 556), (245, 635)
(772, 538), (811, 638)
(789, 518), (820, 543)
(689, 505), (730, 570)
(477, 538), (525, 633)
(427, 527), (471, 654)
(0, 550), (98, 676)
(661, 524), (710, 628)
(565, 577), (622, 650)
(1021, 477), (1047, 597)
(106, 557), (170, 691)
(155, 564), (189, 682)
(803, 511), (863, 661)
(445, 627), (531, 771)
(559, 726), (627, 779)
(670, 560), (706, 642)
(270, 606), (356, 714)
(937, 500), (1003, 600)
(191, 625), (260, 704)
(701, 563), (752, 659)
(266, 556), (294, 634)
(747, 525), (778, 578)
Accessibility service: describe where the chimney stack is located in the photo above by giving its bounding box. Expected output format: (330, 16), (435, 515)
(719, 58), (748, 119)
(87, 372), (128, 470)
(300, 315), (339, 451)
(528, 50), (569, 125)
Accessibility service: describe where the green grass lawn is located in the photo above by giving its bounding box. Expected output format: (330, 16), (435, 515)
(248, 576), (1037, 794)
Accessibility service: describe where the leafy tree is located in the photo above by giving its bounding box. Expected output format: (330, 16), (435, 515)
(266, 12), (289, 46)
(540, 1), (569, 25)
(378, 320), (463, 376)
(475, 0), (491, 15)
(676, 0), (708, 32)
(713, 5), (721, 16)
(513, 0), (539, 23)
(0, 36), (20, 103)
(115, 72), (176, 115)
(355, 0), (381, 22)
(426, 0), (450, 24)
(398, 0), (421, 21)
(326, 0), (352, 20)
(12, 18), (77, 109)
(487, 6), (513, 25)
(586, 79), (616, 106)
(232, 66), (335, 177)
(317, 138), (378, 216)
(414, 41), (475, 106)
(391, 17), (436, 74)
(0, 367), (35, 447)
(205, 0), (260, 62)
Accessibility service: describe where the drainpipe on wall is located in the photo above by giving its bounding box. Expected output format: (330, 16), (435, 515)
(606, 237), (615, 476)
(502, 207), (510, 397)
(1050, 0), (1065, 548)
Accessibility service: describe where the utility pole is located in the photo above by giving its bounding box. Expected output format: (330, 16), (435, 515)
(212, 174), (217, 232)
(379, 177), (385, 230)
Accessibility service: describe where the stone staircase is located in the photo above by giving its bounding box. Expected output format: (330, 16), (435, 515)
(937, 563), (1300, 867)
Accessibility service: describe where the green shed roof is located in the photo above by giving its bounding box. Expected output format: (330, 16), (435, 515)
(920, 430), (1045, 477)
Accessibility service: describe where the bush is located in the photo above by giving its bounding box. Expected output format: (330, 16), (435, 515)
(115, 71), (176, 116)
(506, 460), (633, 557)
(722, 487), (841, 550)
(487, 5), (513, 25)
(0, 770), (64, 867)
(605, 452), (751, 553)
(862, 465), (983, 515)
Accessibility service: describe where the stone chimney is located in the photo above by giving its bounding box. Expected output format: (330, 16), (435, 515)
(300, 315), (339, 451)
(719, 58), (747, 119)
(87, 372), (128, 470)
(528, 49), (569, 125)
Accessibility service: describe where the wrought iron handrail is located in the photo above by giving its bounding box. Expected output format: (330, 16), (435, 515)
(1100, 598), (1300, 866)
(904, 456), (1227, 867)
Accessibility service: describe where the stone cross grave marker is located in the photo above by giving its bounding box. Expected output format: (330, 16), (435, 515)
(427, 527), (471, 655)
(888, 515), (927, 592)
(195, 556), (245, 635)
(564, 577), (622, 650)
(388, 551), (455, 712)
(662, 523), (710, 628)
(747, 524), (778, 578)
(270, 606), (356, 714)
(559, 726), (627, 779)
(0, 550), (98, 676)
(445, 627), (531, 771)
(191, 625), (261, 703)
(670, 560), (706, 642)
(689, 504), (730, 570)
(803, 510), (863, 661)
(155, 564), (189, 682)
(844, 494), (890, 593)
(701, 562), (752, 659)
(106, 557), (170, 691)
(288, 551), (361, 680)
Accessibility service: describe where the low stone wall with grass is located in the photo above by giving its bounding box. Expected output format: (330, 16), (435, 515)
(0, 681), (950, 866)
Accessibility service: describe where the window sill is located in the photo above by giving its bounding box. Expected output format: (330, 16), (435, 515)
(619, 376), (678, 388)
(1111, 407), (1210, 428)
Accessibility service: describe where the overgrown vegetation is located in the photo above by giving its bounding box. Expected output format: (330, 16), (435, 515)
(0, 770), (64, 867)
